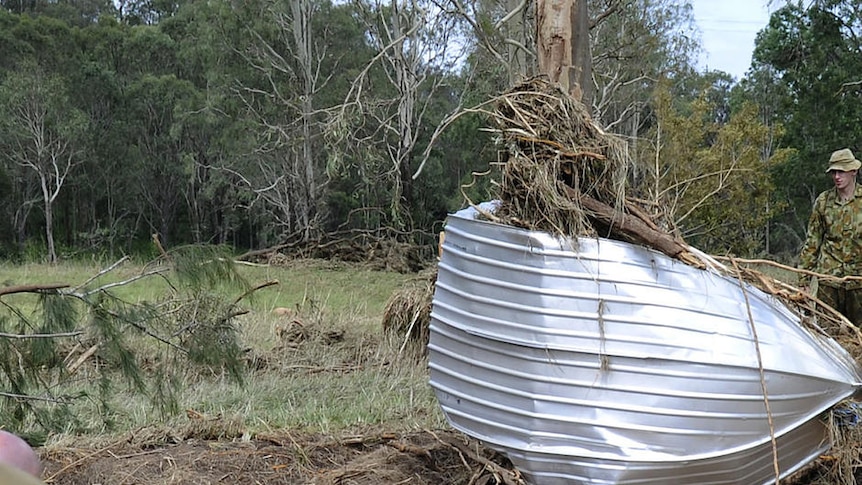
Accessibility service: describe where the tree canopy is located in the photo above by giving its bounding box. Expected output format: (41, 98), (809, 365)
(0, 0), (852, 264)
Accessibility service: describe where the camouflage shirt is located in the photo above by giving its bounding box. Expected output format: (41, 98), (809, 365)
(799, 184), (862, 288)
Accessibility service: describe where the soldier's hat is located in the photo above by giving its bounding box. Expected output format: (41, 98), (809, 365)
(826, 148), (862, 172)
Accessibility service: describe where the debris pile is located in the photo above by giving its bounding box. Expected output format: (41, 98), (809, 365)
(410, 75), (862, 484)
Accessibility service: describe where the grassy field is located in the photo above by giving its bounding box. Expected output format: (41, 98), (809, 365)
(0, 258), (447, 446)
(3, 257), (851, 485)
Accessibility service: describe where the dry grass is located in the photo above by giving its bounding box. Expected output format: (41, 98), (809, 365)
(0, 258), (442, 438)
(381, 266), (437, 356)
(24, 257), (467, 483)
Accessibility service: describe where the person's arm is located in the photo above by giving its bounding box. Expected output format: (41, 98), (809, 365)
(798, 195), (825, 288)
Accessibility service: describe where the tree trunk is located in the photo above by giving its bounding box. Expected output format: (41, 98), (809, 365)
(561, 185), (691, 260)
(536, 0), (592, 110)
(292, 0), (317, 239)
(41, 177), (57, 263)
(45, 206), (56, 263)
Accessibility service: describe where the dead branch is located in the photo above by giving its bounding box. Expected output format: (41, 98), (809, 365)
(0, 331), (82, 339)
(433, 432), (525, 485)
(562, 185), (692, 260)
(623, 198), (661, 231)
(714, 255), (862, 285)
(67, 343), (100, 375)
(0, 391), (69, 404)
(80, 267), (167, 297)
(73, 256), (130, 292)
(386, 440), (434, 461)
(232, 280), (280, 306)
(236, 244), (291, 262)
(0, 283), (69, 296)
(152, 233), (168, 259)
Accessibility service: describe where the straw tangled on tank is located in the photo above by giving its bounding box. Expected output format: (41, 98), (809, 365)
(476, 76), (703, 267)
(478, 76), (862, 360)
(489, 77), (628, 238)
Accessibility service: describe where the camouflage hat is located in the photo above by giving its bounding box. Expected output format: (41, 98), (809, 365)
(826, 148), (862, 172)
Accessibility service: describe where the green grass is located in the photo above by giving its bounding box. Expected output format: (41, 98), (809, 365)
(0, 258), (409, 324)
(0, 258), (445, 444)
(235, 261), (410, 328)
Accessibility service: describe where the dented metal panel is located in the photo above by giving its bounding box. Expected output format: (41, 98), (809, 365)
(428, 205), (862, 485)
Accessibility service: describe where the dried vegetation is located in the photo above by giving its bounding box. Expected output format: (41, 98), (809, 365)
(384, 75), (862, 484)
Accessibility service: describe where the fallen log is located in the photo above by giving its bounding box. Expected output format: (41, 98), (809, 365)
(561, 185), (695, 263)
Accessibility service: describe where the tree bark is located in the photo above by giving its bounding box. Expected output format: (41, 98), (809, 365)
(562, 185), (689, 259)
(0, 283), (69, 296)
(536, 0), (592, 109)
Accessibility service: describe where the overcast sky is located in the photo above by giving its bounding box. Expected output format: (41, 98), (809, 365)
(690, 0), (774, 79)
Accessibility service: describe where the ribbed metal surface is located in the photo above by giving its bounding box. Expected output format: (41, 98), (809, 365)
(428, 205), (862, 485)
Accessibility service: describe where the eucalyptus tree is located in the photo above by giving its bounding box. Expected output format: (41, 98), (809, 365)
(0, 12), (86, 257)
(98, 23), (208, 249)
(225, 0), (334, 241)
(0, 61), (89, 263)
(67, 18), (138, 255)
(641, 78), (791, 256)
(441, 0), (536, 87)
(116, 0), (187, 24)
(535, 0), (592, 103)
(435, 0), (698, 118)
(219, 0), (466, 235)
(588, 0), (699, 136)
(0, 0), (115, 25)
(152, 1), (260, 247)
(122, 73), (202, 249)
(332, 0), (470, 229)
(439, 0), (587, 98)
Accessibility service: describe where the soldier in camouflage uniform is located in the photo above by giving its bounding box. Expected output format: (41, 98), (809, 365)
(798, 148), (862, 325)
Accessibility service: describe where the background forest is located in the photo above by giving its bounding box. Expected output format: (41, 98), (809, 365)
(0, 0), (857, 264)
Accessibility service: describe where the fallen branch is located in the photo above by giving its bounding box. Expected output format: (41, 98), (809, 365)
(67, 343), (100, 375)
(432, 431), (525, 485)
(0, 391), (69, 404)
(0, 283), (69, 297)
(714, 256), (862, 285)
(0, 330), (82, 340)
(562, 185), (694, 262)
(73, 256), (130, 292)
(232, 280), (279, 306)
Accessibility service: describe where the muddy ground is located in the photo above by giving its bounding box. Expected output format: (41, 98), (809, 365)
(40, 428), (523, 484)
(38, 427), (852, 484)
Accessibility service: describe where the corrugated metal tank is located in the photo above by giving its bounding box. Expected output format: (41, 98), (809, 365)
(428, 204), (862, 485)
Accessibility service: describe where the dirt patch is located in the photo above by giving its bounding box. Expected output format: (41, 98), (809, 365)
(41, 429), (523, 485)
(39, 427), (859, 484)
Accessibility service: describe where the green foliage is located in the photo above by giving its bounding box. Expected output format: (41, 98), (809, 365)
(0, 0), (115, 24)
(750, 1), (862, 249)
(0, 0), (819, 264)
(0, 58), (90, 262)
(0, 245), (254, 434)
(165, 245), (244, 290)
(0, 0), (490, 255)
(29, 294), (76, 368)
(590, 0), (700, 130)
(0, 258), (434, 441)
(644, 80), (789, 256)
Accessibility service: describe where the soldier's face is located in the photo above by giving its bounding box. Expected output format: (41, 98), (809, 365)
(831, 169), (857, 190)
